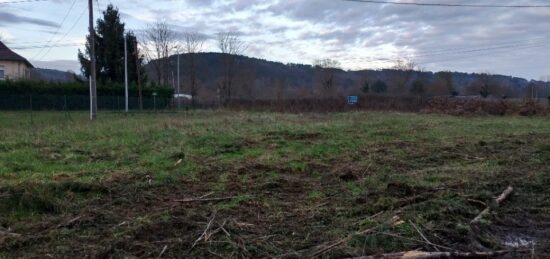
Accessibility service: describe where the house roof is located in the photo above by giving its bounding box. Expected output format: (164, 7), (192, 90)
(0, 41), (34, 68)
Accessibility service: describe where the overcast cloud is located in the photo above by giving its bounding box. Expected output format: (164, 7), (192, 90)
(2, 0), (549, 79)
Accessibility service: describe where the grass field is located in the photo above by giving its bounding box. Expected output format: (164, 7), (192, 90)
(0, 111), (549, 258)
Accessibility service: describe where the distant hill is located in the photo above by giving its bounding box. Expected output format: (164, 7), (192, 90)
(145, 52), (549, 101)
(30, 68), (78, 82)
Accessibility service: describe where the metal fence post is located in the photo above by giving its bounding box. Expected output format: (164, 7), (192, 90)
(29, 94), (33, 124)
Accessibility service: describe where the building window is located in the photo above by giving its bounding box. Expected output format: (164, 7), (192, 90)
(0, 65), (5, 80)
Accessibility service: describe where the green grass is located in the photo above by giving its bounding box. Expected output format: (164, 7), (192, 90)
(0, 111), (549, 258)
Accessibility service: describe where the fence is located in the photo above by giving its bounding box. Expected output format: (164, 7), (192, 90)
(226, 95), (429, 113)
(0, 93), (173, 111)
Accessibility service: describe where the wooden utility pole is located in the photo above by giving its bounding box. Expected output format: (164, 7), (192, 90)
(88, 0), (97, 120)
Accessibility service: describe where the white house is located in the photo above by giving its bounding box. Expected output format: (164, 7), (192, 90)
(0, 41), (34, 80)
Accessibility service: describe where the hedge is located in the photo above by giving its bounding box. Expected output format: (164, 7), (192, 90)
(0, 80), (173, 98)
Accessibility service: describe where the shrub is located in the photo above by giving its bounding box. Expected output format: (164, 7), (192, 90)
(371, 80), (387, 93)
(410, 79), (424, 95)
(0, 80), (173, 98)
(426, 97), (549, 116)
(362, 81), (369, 94)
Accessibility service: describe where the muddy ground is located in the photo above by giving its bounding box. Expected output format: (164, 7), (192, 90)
(0, 111), (548, 258)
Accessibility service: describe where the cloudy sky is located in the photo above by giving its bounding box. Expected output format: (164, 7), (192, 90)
(1, 0), (549, 80)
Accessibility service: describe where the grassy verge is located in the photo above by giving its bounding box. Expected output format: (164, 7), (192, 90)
(0, 111), (549, 258)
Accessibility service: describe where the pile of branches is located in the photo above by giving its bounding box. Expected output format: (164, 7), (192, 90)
(425, 97), (549, 116)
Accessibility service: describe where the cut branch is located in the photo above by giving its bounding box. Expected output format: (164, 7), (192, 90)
(0, 230), (21, 238)
(309, 216), (402, 258)
(348, 249), (530, 259)
(471, 186), (513, 224)
(409, 221), (440, 251)
(175, 196), (238, 203)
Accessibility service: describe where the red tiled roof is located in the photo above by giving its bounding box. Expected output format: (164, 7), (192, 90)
(0, 41), (34, 68)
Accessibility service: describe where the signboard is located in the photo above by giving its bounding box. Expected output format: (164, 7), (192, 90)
(347, 96), (358, 105)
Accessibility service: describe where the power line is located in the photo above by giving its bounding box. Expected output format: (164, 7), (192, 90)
(346, 42), (548, 71)
(386, 40), (550, 61)
(0, 0), (47, 4)
(36, 6), (87, 60)
(96, 0), (102, 18)
(31, 0), (78, 59)
(13, 43), (82, 50)
(346, 40), (550, 64)
(408, 36), (550, 56)
(417, 43), (549, 66)
(344, 0), (550, 8)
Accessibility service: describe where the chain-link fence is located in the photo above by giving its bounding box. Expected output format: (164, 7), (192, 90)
(0, 93), (174, 111)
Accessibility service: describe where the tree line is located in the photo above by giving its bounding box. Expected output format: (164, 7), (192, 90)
(77, 4), (248, 108)
(77, 4), (550, 108)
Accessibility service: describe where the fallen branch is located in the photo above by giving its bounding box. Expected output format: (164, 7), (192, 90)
(309, 216), (402, 258)
(409, 221), (440, 251)
(0, 230), (21, 238)
(348, 249), (530, 259)
(471, 186), (513, 224)
(157, 245), (168, 259)
(175, 196), (238, 203)
(57, 216), (83, 228)
(189, 211), (217, 253)
(372, 231), (453, 251)
(466, 198), (487, 208)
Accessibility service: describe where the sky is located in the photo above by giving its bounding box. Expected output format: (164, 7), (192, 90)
(0, 0), (549, 80)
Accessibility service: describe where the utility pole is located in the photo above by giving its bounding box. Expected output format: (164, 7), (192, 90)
(124, 34), (128, 112)
(172, 71), (175, 91)
(88, 0), (97, 120)
(177, 50), (180, 110)
(135, 41), (143, 110)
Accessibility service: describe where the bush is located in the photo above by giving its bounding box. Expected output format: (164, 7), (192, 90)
(426, 97), (549, 116)
(227, 95), (427, 113)
(0, 80), (173, 98)
(371, 80), (387, 94)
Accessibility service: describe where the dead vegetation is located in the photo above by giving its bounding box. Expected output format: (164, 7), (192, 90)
(225, 96), (550, 116)
(426, 97), (550, 116)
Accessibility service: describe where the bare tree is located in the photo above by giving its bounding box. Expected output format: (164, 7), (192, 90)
(217, 32), (247, 105)
(314, 58), (341, 97)
(391, 58), (417, 94)
(539, 75), (550, 101)
(183, 32), (205, 107)
(466, 72), (497, 98)
(143, 21), (178, 85)
(435, 71), (457, 96)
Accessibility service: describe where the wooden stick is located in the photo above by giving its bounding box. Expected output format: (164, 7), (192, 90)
(190, 211), (217, 252)
(175, 196), (238, 203)
(57, 216), (83, 228)
(0, 230), (21, 238)
(409, 221), (440, 251)
(198, 192), (215, 199)
(157, 245), (168, 259)
(466, 198), (486, 207)
(495, 186), (514, 204)
(348, 249), (530, 259)
(471, 186), (513, 224)
(308, 216), (403, 258)
(372, 231), (453, 251)
(309, 227), (377, 258)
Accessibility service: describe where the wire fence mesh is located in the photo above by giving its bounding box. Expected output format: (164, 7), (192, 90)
(0, 93), (174, 111)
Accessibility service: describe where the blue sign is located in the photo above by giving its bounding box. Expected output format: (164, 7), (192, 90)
(348, 96), (358, 105)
